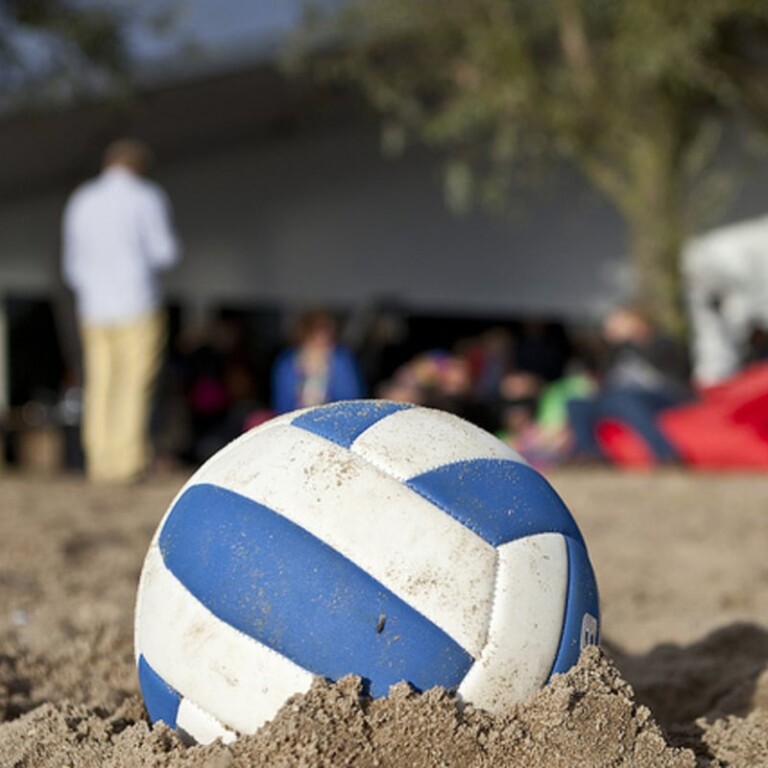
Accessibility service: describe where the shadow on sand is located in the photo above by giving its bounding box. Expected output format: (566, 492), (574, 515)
(605, 622), (768, 760)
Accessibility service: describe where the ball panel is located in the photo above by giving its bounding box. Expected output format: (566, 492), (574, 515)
(187, 407), (304, 481)
(291, 400), (412, 447)
(407, 459), (584, 547)
(186, 424), (497, 655)
(456, 533), (568, 712)
(351, 404), (526, 480)
(136, 543), (314, 735)
(141, 409), (310, 553)
(176, 698), (236, 745)
(548, 537), (601, 678)
(160, 483), (474, 697)
(137, 654), (180, 728)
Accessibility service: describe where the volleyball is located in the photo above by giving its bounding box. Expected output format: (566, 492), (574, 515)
(134, 400), (599, 744)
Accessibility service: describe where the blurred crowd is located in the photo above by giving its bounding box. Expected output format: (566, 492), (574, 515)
(9, 296), (768, 476)
(157, 303), (693, 472)
(164, 292), (768, 473)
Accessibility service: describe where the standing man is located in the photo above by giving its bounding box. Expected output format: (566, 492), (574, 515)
(62, 139), (180, 483)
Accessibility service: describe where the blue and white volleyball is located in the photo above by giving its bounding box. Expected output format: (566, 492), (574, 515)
(134, 400), (599, 744)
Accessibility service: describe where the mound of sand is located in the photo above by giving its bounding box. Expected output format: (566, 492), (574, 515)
(1, 472), (768, 767)
(1, 646), (697, 767)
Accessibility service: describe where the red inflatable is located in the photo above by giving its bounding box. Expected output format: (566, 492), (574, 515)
(597, 362), (768, 469)
(595, 419), (655, 468)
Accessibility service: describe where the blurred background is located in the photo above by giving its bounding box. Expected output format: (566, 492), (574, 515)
(3, 0), (768, 475)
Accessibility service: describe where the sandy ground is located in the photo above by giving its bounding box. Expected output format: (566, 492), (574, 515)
(1, 468), (768, 766)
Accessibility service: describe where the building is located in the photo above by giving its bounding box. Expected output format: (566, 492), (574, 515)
(2, 6), (768, 435)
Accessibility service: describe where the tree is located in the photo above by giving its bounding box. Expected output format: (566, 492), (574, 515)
(297, 0), (768, 334)
(0, 1), (181, 114)
(0, 0), (130, 112)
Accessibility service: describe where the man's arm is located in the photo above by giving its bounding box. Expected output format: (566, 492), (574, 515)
(140, 185), (181, 269)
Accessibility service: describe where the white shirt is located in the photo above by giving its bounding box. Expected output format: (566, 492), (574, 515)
(62, 166), (180, 324)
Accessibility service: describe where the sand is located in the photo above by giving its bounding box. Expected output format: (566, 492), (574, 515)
(1, 469), (767, 767)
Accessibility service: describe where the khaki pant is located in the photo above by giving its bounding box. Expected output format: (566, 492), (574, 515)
(80, 311), (165, 483)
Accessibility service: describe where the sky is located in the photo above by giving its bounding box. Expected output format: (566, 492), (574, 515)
(127, 0), (340, 83)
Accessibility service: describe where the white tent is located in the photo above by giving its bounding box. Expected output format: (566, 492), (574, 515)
(683, 215), (768, 385)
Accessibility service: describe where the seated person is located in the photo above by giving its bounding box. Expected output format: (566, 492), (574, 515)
(566, 305), (691, 463)
(271, 310), (364, 414)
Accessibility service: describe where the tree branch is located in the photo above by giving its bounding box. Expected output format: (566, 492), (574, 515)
(556, 0), (597, 100)
(578, 154), (632, 212)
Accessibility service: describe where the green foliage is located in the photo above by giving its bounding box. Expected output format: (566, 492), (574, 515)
(296, 0), (768, 331)
(0, 0), (128, 111)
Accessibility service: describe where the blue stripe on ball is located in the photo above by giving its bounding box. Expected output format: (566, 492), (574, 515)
(292, 400), (411, 448)
(138, 654), (181, 728)
(159, 483), (473, 697)
(407, 459), (584, 546)
(547, 537), (600, 678)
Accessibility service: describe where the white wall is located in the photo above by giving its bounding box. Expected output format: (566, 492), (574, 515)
(0, 194), (63, 294)
(5, 118), (768, 323)
(0, 119), (649, 320)
(162, 122), (629, 318)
